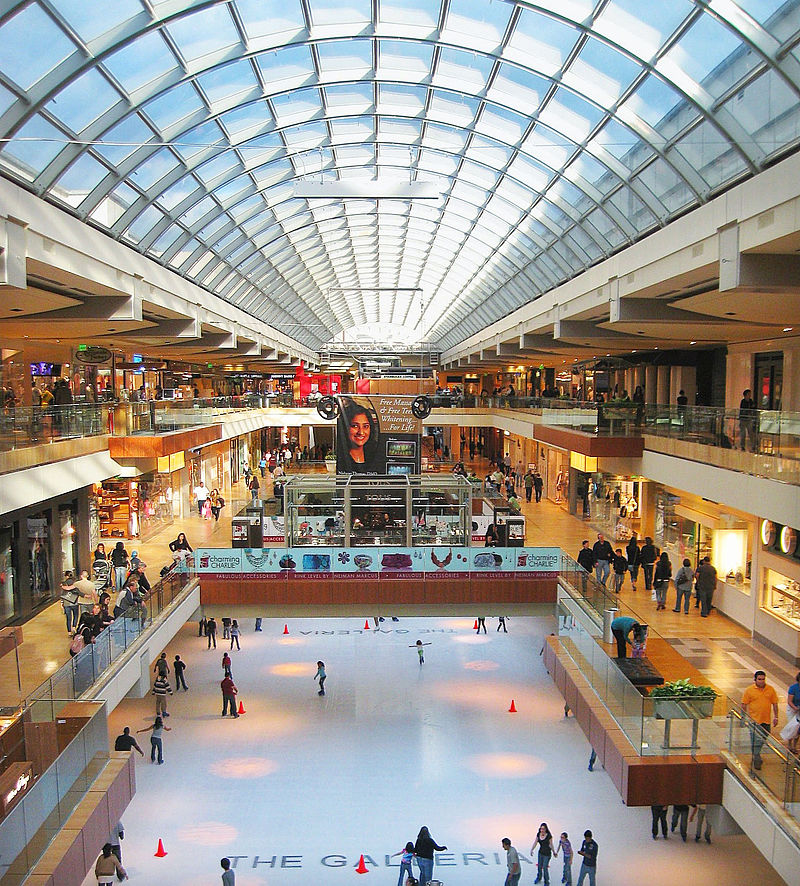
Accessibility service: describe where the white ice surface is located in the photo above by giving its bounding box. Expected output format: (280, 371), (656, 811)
(85, 616), (785, 886)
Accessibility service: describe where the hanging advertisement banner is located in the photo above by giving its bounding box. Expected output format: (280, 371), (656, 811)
(336, 395), (421, 475)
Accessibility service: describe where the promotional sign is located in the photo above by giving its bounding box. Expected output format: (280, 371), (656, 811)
(196, 549), (243, 574)
(336, 396), (421, 474)
(513, 547), (562, 577)
(197, 547), (562, 578)
(263, 516), (286, 544)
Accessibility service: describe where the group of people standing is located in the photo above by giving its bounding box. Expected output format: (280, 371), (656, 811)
(504, 827), (598, 886)
(577, 533), (719, 617)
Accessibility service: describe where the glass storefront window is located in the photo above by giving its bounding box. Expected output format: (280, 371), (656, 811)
(762, 567), (800, 626)
(139, 474), (176, 541)
(27, 511), (51, 606)
(0, 526), (17, 623)
(58, 503), (77, 575)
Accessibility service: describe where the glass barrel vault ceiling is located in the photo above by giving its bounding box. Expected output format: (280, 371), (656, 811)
(1, 0), (800, 351)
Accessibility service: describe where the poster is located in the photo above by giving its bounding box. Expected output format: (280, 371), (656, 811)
(336, 395), (421, 474)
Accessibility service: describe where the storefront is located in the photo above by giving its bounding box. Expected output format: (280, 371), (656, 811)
(139, 454), (184, 541)
(95, 479), (139, 541)
(758, 521), (800, 626)
(0, 489), (90, 626)
(582, 468), (643, 543)
(653, 484), (753, 624)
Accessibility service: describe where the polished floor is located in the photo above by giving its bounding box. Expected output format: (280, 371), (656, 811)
(84, 615), (784, 886)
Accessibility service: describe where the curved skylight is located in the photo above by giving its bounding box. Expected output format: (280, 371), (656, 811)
(1, 0), (799, 351)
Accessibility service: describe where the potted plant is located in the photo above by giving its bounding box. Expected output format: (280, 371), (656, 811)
(649, 679), (717, 719)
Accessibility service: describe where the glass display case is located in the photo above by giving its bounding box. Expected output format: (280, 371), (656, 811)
(283, 475), (472, 548)
(762, 568), (800, 626)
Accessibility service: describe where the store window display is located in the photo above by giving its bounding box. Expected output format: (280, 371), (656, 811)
(763, 568), (800, 626)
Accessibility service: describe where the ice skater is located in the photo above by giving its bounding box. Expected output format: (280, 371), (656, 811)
(410, 639), (431, 665)
(174, 654), (187, 691)
(315, 660), (326, 695)
(391, 841), (416, 886)
(476, 617), (487, 634)
(230, 619), (240, 650)
(497, 616), (508, 632)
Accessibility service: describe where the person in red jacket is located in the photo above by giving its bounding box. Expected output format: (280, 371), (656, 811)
(221, 674), (238, 718)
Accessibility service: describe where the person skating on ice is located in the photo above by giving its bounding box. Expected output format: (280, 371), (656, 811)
(411, 639), (431, 664)
(314, 660), (326, 695)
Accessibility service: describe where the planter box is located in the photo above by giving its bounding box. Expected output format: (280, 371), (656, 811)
(653, 698), (716, 720)
(325, 461), (336, 473)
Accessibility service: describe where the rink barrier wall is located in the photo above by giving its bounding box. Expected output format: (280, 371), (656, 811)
(543, 635), (725, 807)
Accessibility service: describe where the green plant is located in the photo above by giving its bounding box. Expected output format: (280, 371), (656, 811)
(324, 452), (336, 461)
(649, 678), (716, 699)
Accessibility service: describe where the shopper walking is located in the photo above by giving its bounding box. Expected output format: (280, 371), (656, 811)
(639, 537), (657, 591)
(612, 548), (628, 593)
(151, 674), (172, 718)
(653, 551), (672, 611)
(575, 831), (598, 886)
(626, 534), (640, 591)
(531, 823), (554, 885)
(690, 804), (712, 844)
(592, 534), (613, 587)
(230, 619), (241, 650)
(673, 558), (694, 613)
(221, 674), (239, 717)
(695, 557), (718, 617)
(533, 470), (544, 503)
(502, 837), (521, 886)
(137, 716), (170, 764)
(314, 660), (326, 696)
(523, 470), (534, 503)
(174, 654), (187, 691)
(110, 541), (129, 592)
(742, 669), (779, 770)
(414, 826), (447, 886)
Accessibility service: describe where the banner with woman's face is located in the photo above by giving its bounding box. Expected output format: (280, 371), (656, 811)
(336, 395), (422, 474)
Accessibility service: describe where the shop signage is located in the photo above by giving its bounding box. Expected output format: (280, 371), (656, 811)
(74, 346), (112, 365)
(761, 520), (776, 546)
(0, 762), (34, 816)
(197, 547), (562, 578)
(780, 526), (797, 555)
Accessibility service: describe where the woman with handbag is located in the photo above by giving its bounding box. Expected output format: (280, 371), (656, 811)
(60, 571), (81, 633)
(653, 551), (672, 611)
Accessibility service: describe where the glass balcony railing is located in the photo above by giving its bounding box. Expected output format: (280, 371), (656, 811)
(558, 555), (800, 824)
(0, 403), (111, 452)
(15, 561), (196, 709)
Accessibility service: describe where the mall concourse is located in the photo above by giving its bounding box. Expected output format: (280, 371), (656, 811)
(4, 1), (800, 884)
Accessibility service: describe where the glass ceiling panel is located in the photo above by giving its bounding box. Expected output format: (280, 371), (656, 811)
(2, 0), (800, 350)
(166, 6), (241, 63)
(0, 4), (76, 91)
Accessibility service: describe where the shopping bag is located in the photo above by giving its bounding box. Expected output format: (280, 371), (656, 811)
(779, 716), (800, 742)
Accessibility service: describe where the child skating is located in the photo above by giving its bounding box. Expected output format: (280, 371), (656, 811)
(410, 639), (431, 665)
(314, 660), (326, 695)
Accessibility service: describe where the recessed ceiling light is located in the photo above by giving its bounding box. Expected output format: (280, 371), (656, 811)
(9, 308), (22, 313)
(632, 349), (637, 353)
(606, 353), (610, 357)
(783, 327), (793, 332)
(637, 330), (644, 334)
(725, 312), (736, 316)
(690, 341), (696, 345)
(654, 347), (658, 350)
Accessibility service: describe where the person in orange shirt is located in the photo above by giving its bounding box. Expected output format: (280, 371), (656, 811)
(741, 670), (779, 770)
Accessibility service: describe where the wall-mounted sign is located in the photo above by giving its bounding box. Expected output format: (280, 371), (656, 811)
(761, 520), (776, 546)
(0, 762), (34, 816)
(75, 346), (112, 365)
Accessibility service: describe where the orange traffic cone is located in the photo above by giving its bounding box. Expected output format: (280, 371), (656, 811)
(473, 619), (478, 630)
(508, 699), (517, 713)
(237, 700), (246, 715)
(283, 624), (289, 635)
(154, 838), (168, 857)
(364, 619), (370, 630)
(355, 854), (369, 874)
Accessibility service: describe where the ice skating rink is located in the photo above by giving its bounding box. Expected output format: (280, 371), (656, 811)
(88, 616), (786, 886)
